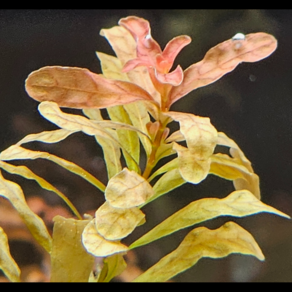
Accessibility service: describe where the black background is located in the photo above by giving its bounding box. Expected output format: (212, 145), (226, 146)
(0, 9), (292, 282)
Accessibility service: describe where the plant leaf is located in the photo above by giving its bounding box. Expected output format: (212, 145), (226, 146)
(105, 168), (154, 208)
(16, 128), (76, 145)
(0, 144), (106, 192)
(82, 219), (128, 257)
(50, 216), (95, 282)
(0, 161), (82, 219)
(133, 221), (265, 282)
(101, 253), (127, 282)
(169, 32), (277, 106)
(95, 202), (145, 240)
(130, 190), (289, 249)
(210, 153), (260, 199)
(0, 227), (21, 282)
(25, 66), (158, 109)
(0, 170), (52, 253)
(216, 132), (260, 198)
(164, 111), (217, 184)
(100, 26), (161, 105)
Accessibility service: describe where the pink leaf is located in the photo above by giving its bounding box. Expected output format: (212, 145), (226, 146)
(168, 32), (277, 107)
(25, 66), (158, 109)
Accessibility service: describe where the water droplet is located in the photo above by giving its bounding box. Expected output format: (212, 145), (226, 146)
(232, 33), (245, 41)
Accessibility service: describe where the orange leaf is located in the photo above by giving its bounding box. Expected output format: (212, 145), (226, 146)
(168, 32), (277, 106)
(25, 66), (158, 109)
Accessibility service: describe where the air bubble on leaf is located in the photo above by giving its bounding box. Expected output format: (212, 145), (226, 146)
(232, 33), (245, 41)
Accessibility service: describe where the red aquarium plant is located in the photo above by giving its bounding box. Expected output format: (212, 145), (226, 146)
(0, 16), (288, 282)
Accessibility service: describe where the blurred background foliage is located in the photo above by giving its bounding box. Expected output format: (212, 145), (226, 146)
(0, 9), (292, 282)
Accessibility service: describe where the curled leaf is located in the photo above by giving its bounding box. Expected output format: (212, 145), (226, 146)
(25, 66), (158, 109)
(82, 219), (128, 257)
(133, 221), (265, 282)
(130, 190), (290, 249)
(95, 202), (145, 240)
(105, 168), (154, 208)
(0, 227), (21, 282)
(169, 32), (277, 106)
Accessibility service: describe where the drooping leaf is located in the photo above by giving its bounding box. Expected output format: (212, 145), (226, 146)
(0, 227), (21, 282)
(25, 66), (158, 109)
(130, 190), (289, 249)
(0, 145), (106, 192)
(95, 202), (145, 240)
(82, 219), (128, 257)
(105, 168), (154, 208)
(50, 216), (95, 282)
(0, 161), (81, 219)
(210, 153), (260, 199)
(168, 32), (277, 106)
(0, 170), (52, 253)
(133, 221), (265, 282)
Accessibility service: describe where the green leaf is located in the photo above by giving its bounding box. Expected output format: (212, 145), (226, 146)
(148, 158), (179, 182)
(0, 227), (21, 282)
(130, 190), (290, 249)
(133, 221), (265, 282)
(0, 170), (52, 253)
(50, 216), (95, 282)
(105, 168), (154, 208)
(107, 105), (140, 172)
(0, 144), (106, 192)
(0, 161), (82, 219)
(95, 202), (145, 240)
(82, 219), (128, 257)
(101, 253), (127, 282)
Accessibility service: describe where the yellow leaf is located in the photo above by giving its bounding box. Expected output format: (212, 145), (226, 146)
(133, 222), (265, 282)
(216, 132), (260, 198)
(95, 202), (145, 240)
(101, 253), (127, 282)
(82, 219), (128, 257)
(173, 143), (211, 184)
(130, 190), (289, 249)
(0, 170), (52, 253)
(210, 153), (260, 199)
(0, 227), (21, 282)
(0, 144), (106, 192)
(105, 168), (154, 208)
(165, 112), (217, 184)
(16, 128), (76, 145)
(169, 32), (277, 106)
(25, 66), (158, 109)
(50, 216), (95, 282)
(0, 161), (81, 219)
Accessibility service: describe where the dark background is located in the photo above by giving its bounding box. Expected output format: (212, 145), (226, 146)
(0, 9), (292, 282)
